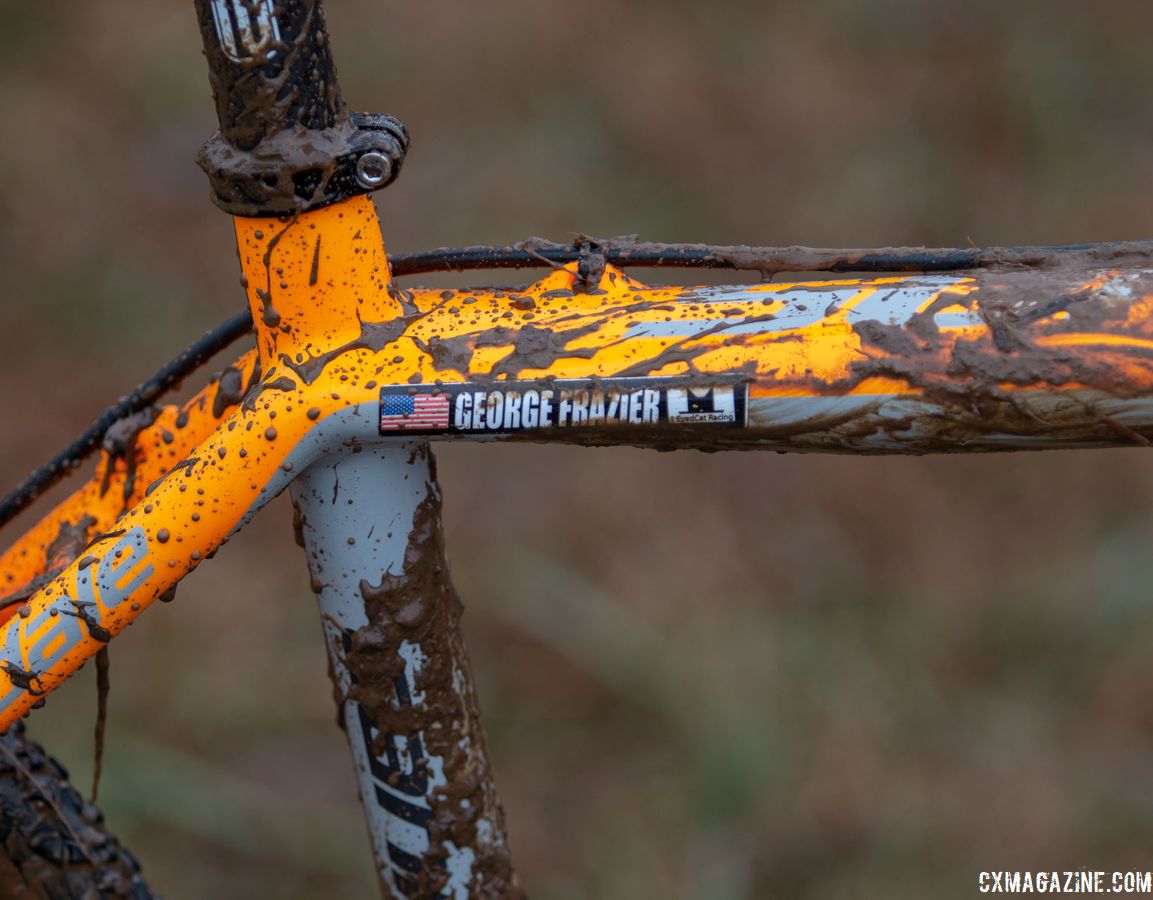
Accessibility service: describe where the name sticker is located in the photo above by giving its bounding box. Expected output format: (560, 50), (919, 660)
(379, 378), (749, 435)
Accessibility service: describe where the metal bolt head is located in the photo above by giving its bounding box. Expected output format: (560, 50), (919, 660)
(355, 151), (392, 189)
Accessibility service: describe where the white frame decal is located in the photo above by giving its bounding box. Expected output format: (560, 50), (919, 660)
(209, 0), (282, 62)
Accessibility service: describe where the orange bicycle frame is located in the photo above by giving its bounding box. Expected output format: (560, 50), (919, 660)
(6, 0), (1153, 895)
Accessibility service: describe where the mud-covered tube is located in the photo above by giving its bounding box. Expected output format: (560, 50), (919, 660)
(194, 0), (345, 149)
(222, 203), (1153, 455)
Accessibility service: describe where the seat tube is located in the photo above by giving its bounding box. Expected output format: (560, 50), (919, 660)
(289, 443), (522, 898)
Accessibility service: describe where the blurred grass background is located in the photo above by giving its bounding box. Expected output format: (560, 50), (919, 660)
(5, 1), (1153, 897)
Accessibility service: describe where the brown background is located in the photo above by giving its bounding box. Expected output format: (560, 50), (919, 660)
(4, 2), (1153, 897)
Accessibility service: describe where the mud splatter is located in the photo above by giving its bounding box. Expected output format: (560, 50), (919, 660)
(0, 517), (97, 615)
(260, 375), (299, 395)
(281, 314), (415, 385)
(100, 408), (159, 506)
(211, 365), (246, 419)
(341, 470), (522, 897)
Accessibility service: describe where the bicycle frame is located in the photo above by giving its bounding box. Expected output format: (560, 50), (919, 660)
(7, 1), (1153, 896)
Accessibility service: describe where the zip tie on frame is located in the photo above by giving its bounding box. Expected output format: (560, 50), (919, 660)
(3, 237), (1150, 532)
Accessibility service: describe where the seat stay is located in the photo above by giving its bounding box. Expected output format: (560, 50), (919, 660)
(0, 349), (261, 614)
(0, 360), (340, 726)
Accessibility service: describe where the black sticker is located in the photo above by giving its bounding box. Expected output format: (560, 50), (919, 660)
(379, 377), (749, 436)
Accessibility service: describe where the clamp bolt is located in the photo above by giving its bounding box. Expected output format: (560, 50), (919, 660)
(355, 151), (392, 189)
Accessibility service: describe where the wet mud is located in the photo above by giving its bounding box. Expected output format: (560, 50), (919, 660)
(283, 313), (414, 385)
(195, 0), (345, 152)
(99, 407), (159, 507)
(211, 365), (246, 418)
(0, 516), (98, 618)
(249, 241), (1153, 454)
(335, 468), (522, 898)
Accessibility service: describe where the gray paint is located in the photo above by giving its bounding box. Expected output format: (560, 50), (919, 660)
(290, 445), (492, 898)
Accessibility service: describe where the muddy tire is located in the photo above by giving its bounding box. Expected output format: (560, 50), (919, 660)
(0, 723), (154, 899)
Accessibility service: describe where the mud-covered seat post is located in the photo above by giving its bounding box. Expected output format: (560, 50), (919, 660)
(195, 0), (345, 150)
(192, 0), (408, 217)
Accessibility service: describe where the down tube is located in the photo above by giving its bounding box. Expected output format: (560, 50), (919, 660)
(289, 442), (522, 899)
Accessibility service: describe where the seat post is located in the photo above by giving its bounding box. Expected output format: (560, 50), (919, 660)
(193, 0), (346, 149)
(191, 0), (408, 217)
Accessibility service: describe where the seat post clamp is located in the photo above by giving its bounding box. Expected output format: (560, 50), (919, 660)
(197, 112), (410, 217)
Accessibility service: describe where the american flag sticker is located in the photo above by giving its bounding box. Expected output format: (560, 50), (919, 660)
(379, 392), (451, 432)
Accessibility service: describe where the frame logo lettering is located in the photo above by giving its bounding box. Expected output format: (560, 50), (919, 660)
(0, 527), (153, 715)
